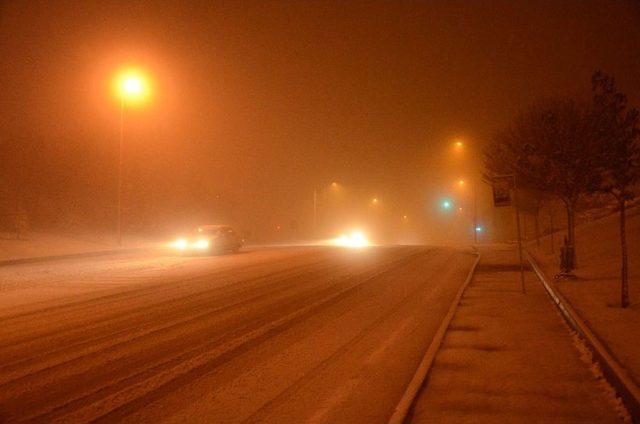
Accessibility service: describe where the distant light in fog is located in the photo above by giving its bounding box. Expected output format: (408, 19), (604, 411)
(475, 226), (483, 232)
(441, 200), (452, 210)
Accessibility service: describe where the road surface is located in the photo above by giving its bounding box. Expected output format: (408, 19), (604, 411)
(0, 246), (476, 423)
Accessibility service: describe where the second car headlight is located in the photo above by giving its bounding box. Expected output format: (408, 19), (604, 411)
(193, 239), (210, 249)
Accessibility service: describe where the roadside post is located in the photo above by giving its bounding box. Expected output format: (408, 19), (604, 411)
(313, 187), (318, 238)
(491, 174), (526, 293)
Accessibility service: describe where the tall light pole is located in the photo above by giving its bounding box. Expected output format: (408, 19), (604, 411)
(473, 177), (478, 244)
(452, 139), (481, 244)
(114, 69), (148, 246)
(313, 182), (340, 238)
(118, 96), (124, 246)
(455, 177), (477, 243)
(313, 187), (318, 237)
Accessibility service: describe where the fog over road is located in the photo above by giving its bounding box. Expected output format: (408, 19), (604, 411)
(0, 246), (476, 423)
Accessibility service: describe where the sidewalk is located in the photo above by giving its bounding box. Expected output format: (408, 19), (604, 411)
(408, 246), (625, 423)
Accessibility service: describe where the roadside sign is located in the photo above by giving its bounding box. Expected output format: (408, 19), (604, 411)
(490, 174), (525, 293)
(492, 176), (513, 207)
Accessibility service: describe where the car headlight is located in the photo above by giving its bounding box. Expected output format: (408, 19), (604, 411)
(332, 230), (369, 248)
(193, 239), (210, 249)
(172, 238), (188, 250)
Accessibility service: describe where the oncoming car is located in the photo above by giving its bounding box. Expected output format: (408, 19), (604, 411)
(170, 225), (243, 254)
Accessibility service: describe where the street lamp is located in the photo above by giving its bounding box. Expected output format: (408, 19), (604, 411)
(455, 176), (478, 243)
(114, 68), (149, 246)
(313, 181), (341, 237)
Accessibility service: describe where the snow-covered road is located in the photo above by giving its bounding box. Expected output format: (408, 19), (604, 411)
(0, 246), (476, 423)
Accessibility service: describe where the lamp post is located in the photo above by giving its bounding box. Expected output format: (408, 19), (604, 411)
(313, 187), (317, 237)
(454, 177), (478, 243)
(114, 69), (148, 246)
(313, 182), (340, 238)
(118, 96), (124, 246)
(452, 140), (481, 244)
(473, 177), (478, 244)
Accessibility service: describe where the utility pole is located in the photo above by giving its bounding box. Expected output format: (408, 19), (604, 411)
(313, 187), (317, 238)
(473, 178), (478, 244)
(117, 97), (124, 246)
(490, 173), (525, 293)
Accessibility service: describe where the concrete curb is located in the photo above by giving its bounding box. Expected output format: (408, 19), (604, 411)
(388, 252), (481, 424)
(526, 250), (640, 421)
(0, 247), (152, 267)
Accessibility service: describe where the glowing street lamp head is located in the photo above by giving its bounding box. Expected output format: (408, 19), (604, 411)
(122, 76), (143, 97)
(114, 68), (151, 104)
(442, 200), (452, 210)
(453, 139), (465, 155)
(458, 179), (465, 186)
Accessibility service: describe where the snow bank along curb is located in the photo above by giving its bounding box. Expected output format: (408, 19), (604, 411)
(0, 247), (151, 267)
(388, 252), (481, 424)
(526, 250), (640, 421)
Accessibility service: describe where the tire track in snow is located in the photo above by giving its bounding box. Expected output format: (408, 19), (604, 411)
(0, 247), (423, 422)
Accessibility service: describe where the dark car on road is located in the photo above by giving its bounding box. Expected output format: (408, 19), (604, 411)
(170, 224), (243, 254)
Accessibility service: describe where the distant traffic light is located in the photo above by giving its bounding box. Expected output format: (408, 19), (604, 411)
(441, 199), (452, 210)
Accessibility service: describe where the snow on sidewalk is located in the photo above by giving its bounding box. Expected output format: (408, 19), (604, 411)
(409, 246), (624, 423)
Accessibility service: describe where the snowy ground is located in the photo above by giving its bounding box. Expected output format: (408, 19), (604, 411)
(0, 245), (476, 423)
(0, 231), (155, 262)
(529, 205), (640, 390)
(411, 246), (624, 423)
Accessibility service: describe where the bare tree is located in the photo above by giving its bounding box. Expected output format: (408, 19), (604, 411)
(484, 98), (599, 267)
(591, 71), (640, 308)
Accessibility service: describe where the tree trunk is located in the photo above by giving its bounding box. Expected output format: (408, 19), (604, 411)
(619, 198), (629, 308)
